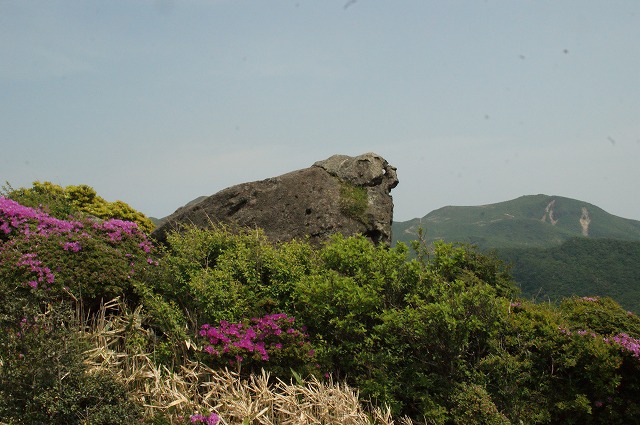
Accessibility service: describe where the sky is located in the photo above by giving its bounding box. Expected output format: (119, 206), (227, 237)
(1, 1), (639, 222)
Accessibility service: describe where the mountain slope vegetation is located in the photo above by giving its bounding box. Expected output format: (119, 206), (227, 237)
(3, 184), (640, 424)
(393, 194), (640, 313)
(393, 194), (640, 249)
(500, 238), (640, 312)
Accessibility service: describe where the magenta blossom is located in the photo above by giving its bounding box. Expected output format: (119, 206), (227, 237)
(1, 197), (157, 291)
(199, 313), (312, 363)
(190, 412), (220, 425)
(609, 333), (640, 359)
(0, 197), (83, 237)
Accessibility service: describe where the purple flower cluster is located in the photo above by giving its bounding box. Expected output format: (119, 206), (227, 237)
(1, 197), (141, 243)
(581, 296), (599, 302)
(199, 313), (310, 363)
(94, 218), (140, 242)
(1, 197), (148, 244)
(0, 197), (83, 237)
(560, 327), (603, 340)
(607, 333), (640, 359)
(15, 253), (55, 289)
(558, 326), (572, 336)
(1, 197), (157, 289)
(559, 325), (640, 362)
(62, 241), (82, 252)
(577, 329), (597, 338)
(189, 413), (220, 425)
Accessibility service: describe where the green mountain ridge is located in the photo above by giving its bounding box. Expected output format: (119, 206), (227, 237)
(392, 194), (640, 313)
(393, 194), (640, 250)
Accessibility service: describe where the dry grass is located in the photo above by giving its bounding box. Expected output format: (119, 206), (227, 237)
(80, 299), (414, 425)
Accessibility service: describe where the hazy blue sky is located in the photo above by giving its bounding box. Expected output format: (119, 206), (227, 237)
(2, 1), (639, 222)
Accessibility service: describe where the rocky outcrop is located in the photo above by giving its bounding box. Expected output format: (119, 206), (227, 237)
(152, 153), (398, 246)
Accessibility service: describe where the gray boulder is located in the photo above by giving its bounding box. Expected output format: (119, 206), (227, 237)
(152, 152), (398, 246)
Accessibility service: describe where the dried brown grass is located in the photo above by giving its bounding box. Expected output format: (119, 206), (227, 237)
(80, 299), (414, 425)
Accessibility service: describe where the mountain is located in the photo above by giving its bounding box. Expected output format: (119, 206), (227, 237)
(392, 194), (640, 312)
(393, 194), (640, 250)
(149, 196), (208, 227)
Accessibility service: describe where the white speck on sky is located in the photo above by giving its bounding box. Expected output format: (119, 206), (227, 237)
(2, 1), (639, 221)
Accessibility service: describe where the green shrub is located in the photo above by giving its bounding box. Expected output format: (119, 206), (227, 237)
(479, 299), (640, 424)
(162, 224), (317, 326)
(0, 197), (159, 312)
(5, 187), (640, 424)
(0, 304), (143, 424)
(559, 296), (640, 337)
(293, 237), (514, 419)
(450, 383), (510, 425)
(3, 181), (155, 233)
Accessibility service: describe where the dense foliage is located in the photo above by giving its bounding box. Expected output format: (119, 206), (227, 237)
(502, 238), (640, 313)
(392, 196), (640, 316)
(2, 184), (640, 424)
(3, 181), (155, 233)
(0, 302), (143, 424)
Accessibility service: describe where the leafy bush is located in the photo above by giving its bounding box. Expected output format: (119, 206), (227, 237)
(559, 296), (640, 337)
(0, 195), (187, 369)
(0, 196), (159, 312)
(479, 299), (640, 424)
(0, 303), (143, 424)
(161, 223), (316, 327)
(4, 190), (640, 424)
(3, 181), (155, 233)
(449, 383), (510, 425)
(291, 238), (515, 418)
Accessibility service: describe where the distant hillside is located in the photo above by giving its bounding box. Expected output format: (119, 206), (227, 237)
(393, 194), (640, 250)
(392, 195), (640, 312)
(500, 238), (640, 313)
(150, 196), (208, 227)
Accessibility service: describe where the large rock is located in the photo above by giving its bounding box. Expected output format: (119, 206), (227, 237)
(152, 152), (398, 245)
